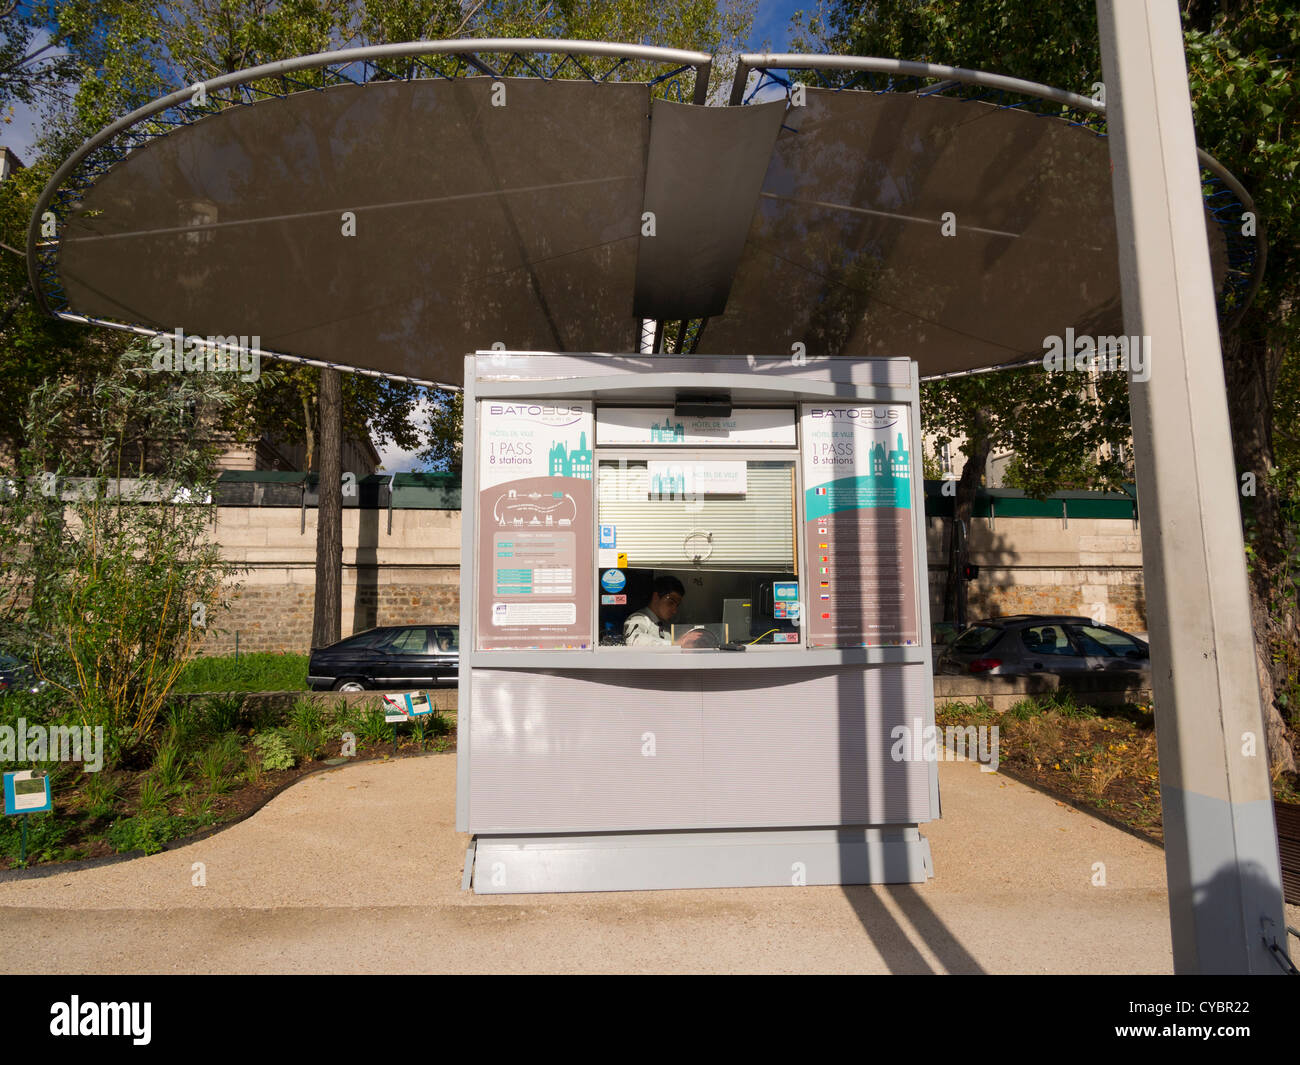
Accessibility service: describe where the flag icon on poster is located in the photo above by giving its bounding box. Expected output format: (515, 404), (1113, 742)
(820, 593), (830, 600)
(818, 543), (828, 549)
(820, 567), (829, 574)
(820, 581), (829, 588)
(820, 556), (829, 562)
(821, 612), (830, 619)
(816, 487), (827, 495)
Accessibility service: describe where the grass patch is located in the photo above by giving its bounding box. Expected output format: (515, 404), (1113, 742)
(172, 652), (309, 694)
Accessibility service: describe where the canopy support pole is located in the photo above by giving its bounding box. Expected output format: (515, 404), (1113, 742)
(1097, 0), (1289, 973)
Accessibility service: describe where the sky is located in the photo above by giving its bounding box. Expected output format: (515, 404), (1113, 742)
(745, 0), (804, 53)
(2, 23), (60, 165)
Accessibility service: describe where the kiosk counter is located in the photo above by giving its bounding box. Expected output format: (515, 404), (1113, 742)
(458, 353), (940, 893)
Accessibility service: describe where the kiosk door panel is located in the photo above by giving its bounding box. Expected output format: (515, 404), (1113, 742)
(468, 669), (705, 833)
(699, 666), (933, 825)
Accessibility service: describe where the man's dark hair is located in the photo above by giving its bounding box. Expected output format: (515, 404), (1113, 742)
(651, 575), (685, 599)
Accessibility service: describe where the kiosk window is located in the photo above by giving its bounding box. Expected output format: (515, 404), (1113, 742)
(597, 460), (800, 647)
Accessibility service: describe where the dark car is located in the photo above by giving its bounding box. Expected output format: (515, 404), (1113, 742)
(307, 625), (459, 692)
(935, 615), (1150, 677)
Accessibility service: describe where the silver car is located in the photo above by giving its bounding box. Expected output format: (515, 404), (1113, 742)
(935, 615), (1150, 676)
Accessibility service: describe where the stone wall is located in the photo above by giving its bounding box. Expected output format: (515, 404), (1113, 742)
(925, 513), (1147, 632)
(200, 506), (461, 654)
(198, 507), (1149, 656)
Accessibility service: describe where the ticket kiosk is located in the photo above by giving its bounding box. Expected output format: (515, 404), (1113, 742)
(458, 353), (939, 893)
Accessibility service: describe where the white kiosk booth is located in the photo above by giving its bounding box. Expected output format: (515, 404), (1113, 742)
(458, 352), (939, 893)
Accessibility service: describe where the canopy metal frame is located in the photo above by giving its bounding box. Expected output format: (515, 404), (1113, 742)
(27, 43), (1262, 390)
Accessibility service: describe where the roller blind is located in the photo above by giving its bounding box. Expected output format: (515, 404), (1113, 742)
(597, 461), (795, 570)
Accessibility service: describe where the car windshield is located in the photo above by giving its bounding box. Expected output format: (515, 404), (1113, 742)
(951, 625), (1001, 653)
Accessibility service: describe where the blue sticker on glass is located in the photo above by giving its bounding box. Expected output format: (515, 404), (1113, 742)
(599, 524), (617, 549)
(600, 569), (626, 593)
(774, 582), (798, 601)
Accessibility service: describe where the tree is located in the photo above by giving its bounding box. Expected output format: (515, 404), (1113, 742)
(0, 2), (86, 116)
(795, 0), (1300, 775)
(923, 367), (1130, 626)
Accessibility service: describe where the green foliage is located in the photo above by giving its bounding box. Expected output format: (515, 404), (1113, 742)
(419, 388), (463, 474)
(409, 710), (445, 749)
(178, 784), (213, 821)
(286, 727), (325, 763)
(149, 738), (187, 795)
(355, 705), (393, 746)
(200, 693), (245, 734)
(252, 729), (296, 771)
(0, 349), (240, 755)
(136, 776), (167, 817)
(78, 772), (122, 819)
(289, 696), (326, 734)
(922, 368), (1133, 499)
(106, 812), (213, 855)
(0, 812), (73, 864)
(160, 702), (207, 756)
(194, 733), (244, 794)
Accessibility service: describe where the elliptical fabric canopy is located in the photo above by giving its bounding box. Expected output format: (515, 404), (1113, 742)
(59, 78), (650, 382)
(47, 64), (1233, 384)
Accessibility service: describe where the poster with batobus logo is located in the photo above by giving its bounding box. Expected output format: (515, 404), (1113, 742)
(800, 404), (919, 648)
(477, 401), (594, 650)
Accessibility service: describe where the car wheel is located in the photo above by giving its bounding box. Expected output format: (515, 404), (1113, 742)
(333, 679), (366, 693)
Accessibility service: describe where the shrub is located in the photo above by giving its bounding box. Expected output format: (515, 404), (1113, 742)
(194, 733), (243, 793)
(252, 730), (295, 771)
(136, 776), (167, 816)
(0, 352), (240, 752)
(202, 693), (244, 734)
(286, 726), (325, 764)
(356, 706), (392, 747)
(289, 696), (326, 734)
(0, 812), (72, 863)
(150, 738), (187, 794)
(79, 771), (122, 819)
(106, 812), (214, 855)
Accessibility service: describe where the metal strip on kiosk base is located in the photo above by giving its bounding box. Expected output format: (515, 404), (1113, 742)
(458, 354), (942, 895)
(470, 828), (933, 894)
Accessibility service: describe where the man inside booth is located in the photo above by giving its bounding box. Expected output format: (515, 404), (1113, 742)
(623, 576), (685, 646)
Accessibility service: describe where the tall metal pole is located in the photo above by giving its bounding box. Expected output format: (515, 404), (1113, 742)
(1096, 0), (1289, 973)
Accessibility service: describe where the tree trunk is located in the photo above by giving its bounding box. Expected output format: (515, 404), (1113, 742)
(311, 367), (342, 650)
(945, 412), (993, 628)
(301, 391), (315, 474)
(1220, 327), (1297, 776)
